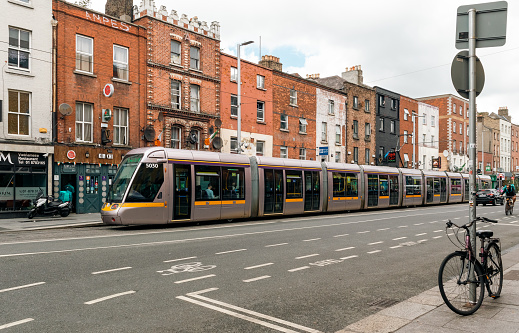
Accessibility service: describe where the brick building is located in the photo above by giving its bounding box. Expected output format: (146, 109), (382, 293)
(417, 94), (469, 172)
(133, 1), (221, 151)
(399, 96), (418, 168)
(476, 113), (496, 176)
(375, 87), (400, 167)
(52, 0), (147, 213)
(511, 122), (519, 174)
(219, 53), (274, 156)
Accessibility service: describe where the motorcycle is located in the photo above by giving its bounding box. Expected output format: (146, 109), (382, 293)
(27, 188), (72, 219)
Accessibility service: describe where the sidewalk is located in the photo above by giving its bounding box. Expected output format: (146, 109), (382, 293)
(0, 213), (103, 232)
(338, 245), (519, 333)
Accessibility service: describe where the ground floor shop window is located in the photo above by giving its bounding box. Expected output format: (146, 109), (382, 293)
(0, 166), (46, 211)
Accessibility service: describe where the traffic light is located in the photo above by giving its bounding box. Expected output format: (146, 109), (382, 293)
(101, 128), (111, 145)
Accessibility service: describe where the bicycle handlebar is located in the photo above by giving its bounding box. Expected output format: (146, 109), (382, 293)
(445, 216), (498, 229)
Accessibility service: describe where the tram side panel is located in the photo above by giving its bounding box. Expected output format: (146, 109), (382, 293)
(326, 168), (362, 212)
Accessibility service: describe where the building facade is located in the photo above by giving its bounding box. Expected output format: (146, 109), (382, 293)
(1, 0), (54, 217)
(52, 0), (147, 213)
(399, 96), (418, 168)
(375, 87), (400, 167)
(511, 122), (519, 174)
(417, 102), (439, 170)
(476, 112), (495, 176)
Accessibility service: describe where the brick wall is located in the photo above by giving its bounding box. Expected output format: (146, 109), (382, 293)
(346, 83), (376, 165)
(399, 96), (418, 168)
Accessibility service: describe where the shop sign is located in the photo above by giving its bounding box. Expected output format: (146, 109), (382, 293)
(103, 84), (114, 97)
(0, 151), (46, 166)
(67, 150), (76, 160)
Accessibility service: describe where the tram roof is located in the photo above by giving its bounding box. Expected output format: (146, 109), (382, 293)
(323, 162), (361, 172)
(445, 172), (463, 178)
(422, 170), (448, 177)
(361, 165), (400, 174)
(254, 156), (322, 169)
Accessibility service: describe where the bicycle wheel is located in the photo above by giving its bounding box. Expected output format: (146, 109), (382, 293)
(438, 252), (484, 315)
(485, 243), (503, 298)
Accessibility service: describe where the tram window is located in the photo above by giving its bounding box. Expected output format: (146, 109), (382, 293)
(433, 178), (441, 195)
(464, 179), (469, 196)
(451, 179), (462, 194)
(286, 171), (303, 198)
(346, 173), (358, 197)
(405, 176), (421, 196)
(107, 154), (142, 203)
(195, 165), (220, 200)
(222, 167), (245, 200)
(126, 162), (164, 202)
(332, 173), (346, 197)
(379, 175), (389, 196)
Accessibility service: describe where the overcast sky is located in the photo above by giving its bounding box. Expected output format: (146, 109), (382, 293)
(90, 0), (518, 121)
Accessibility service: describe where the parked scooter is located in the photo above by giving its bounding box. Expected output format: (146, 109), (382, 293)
(27, 188), (72, 219)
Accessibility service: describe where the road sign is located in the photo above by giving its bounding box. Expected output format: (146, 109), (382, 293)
(319, 147), (328, 156)
(451, 51), (485, 99)
(456, 1), (508, 49)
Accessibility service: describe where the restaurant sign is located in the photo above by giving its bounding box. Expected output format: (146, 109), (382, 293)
(0, 151), (46, 166)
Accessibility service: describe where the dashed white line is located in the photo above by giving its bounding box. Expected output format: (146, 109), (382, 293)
(335, 247), (355, 252)
(390, 245), (402, 249)
(339, 255), (358, 260)
(398, 225), (408, 228)
(288, 266), (310, 272)
(244, 263), (274, 270)
(295, 254), (320, 260)
(415, 233), (427, 237)
(84, 291), (135, 305)
(175, 275), (216, 284)
(368, 241), (384, 245)
(0, 282), (45, 294)
(215, 249), (247, 255)
(433, 230), (443, 233)
(367, 250), (381, 254)
(302, 238), (321, 242)
(243, 276), (270, 283)
(433, 236), (443, 239)
(0, 318), (34, 330)
(417, 239), (428, 243)
(357, 231), (370, 234)
(377, 228), (390, 231)
(265, 243), (288, 247)
(392, 237), (407, 241)
(333, 234), (349, 237)
(92, 267), (132, 275)
(413, 223), (424, 226)
(164, 256), (197, 263)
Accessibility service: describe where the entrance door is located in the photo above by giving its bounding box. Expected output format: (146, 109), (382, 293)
(83, 174), (100, 213)
(304, 171), (320, 211)
(389, 175), (399, 205)
(173, 164), (191, 220)
(264, 169), (283, 214)
(367, 175), (378, 207)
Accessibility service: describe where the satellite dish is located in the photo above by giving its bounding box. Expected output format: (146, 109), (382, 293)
(59, 103), (72, 116)
(442, 150), (449, 157)
(212, 137), (223, 149)
(214, 119), (222, 128)
(158, 112), (164, 122)
(143, 126), (155, 142)
(188, 131), (198, 144)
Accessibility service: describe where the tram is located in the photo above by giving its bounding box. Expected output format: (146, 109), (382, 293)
(101, 147), (491, 225)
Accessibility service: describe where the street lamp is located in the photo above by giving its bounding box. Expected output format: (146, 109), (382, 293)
(236, 40), (254, 153)
(412, 112), (426, 169)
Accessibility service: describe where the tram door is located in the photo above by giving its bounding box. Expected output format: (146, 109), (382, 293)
(304, 171), (320, 211)
(389, 175), (399, 205)
(427, 178), (434, 203)
(367, 175), (378, 207)
(264, 169), (284, 214)
(173, 164), (191, 221)
(440, 178), (447, 202)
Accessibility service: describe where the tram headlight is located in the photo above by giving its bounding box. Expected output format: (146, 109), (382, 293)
(110, 204), (120, 210)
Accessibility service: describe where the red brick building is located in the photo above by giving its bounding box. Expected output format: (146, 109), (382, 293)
(511, 122), (519, 174)
(133, 1), (221, 150)
(219, 53), (274, 156)
(52, 0), (146, 213)
(399, 96), (418, 168)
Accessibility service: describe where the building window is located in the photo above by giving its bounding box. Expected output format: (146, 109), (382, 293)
(230, 95), (238, 117)
(290, 89), (297, 106)
(171, 126), (182, 149)
(336, 125), (341, 144)
(365, 99), (370, 112)
(299, 148), (306, 160)
(113, 107), (128, 145)
(431, 135), (435, 147)
(257, 101), (265, 122)
(335, 151), (341, 163)
(460, 123), (463, 134)
(171, 80), (181, 109)
(422, 114), (427, 125)
(353, 96), (359, 109)
(379, 118), (384, 132)
(353, 147), (358, 163)
(171, 40), (181, 65)
(453, 103), (456, 114)
(404, 130), (408, 143)
(453, 140), (457, 153)
(431, 115), (435, 126)
(230, 137), (238, 153)
(321, 122), (327, 142)
(256, 140), (264, 156)
(453, 121), (456, 133)
(390, 120), (395, 134)
(391, 99), (397, 110)
(459, 105), (463, 115)
(190, 46), (200, 70)
(280, 146), (288, 158)
(7, 90), (30, 135)
(76, 34), (93, 73)
(353, 120), (358, 138)
(365, 148), (370, 165)
(257, 75), (265, 89)
(378, 95), (385, 107)
(230, 67), (237, 81)
(328, 100), (335, 114)
(365, 123), (371, 139)
(403, 109), (409, 120)
(75, 102), (93, 142)
(190, 85), (200, 112)
(379, 146), (384, 160)
(299, 118), (307, 134)
(280, 114), (288, 130)
(423, 134), (426, 145)
(113, 45), (128, 81)
(190, 129), (201, 150)
(8, 27), (30, 70)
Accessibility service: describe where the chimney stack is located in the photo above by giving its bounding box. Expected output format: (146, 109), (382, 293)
(498, 106), (510, 121)
(341, 65), (363, 85)
(306, 73), (320, 80)
(259, 55), (282, 72)
(105, 0), (133, 22)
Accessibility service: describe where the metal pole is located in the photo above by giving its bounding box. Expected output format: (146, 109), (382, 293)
(413, 114), (416, 168)
(237, 43), (242, 154)
(481, 127), (484, 175)
(468, 8), (477, 303)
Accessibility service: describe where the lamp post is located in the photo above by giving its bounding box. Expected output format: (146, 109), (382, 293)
(480, 124), (492, 175)
(236, 40), (254, 153)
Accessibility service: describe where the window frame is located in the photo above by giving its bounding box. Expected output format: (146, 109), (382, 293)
(190, 46), (200, 70)
(353, 147), (359, 163)
(335, 124), (341, 144)
(404, 130), (408, 144)
(113, 44), (129, 81)
(257, 101), (265, 122)
(299, 148), (306, 160)
(390, 120), (395, 134)
(353, 120), (359, 137)
(171, 126), (182, 149)
(365, 148), (370, 165)
(280, 114), (288, 130)
(328, 99), (335, 115)
(113, 107), (128, 145)
(280, 146), (288, 158)
(379, 118), (384, 132)
(365, 123), (371, 139)
(321, 122), (327, 142)
(230, 136), (238, 153)
(256, 140), (264, 156)
(75, 34), (93, 74)
(365, 99), (370, 112)
(299, 118), (307, 134)
(257, 75), (265, 89)
(8, 27), (30, 71)
(290, 89), (297, 106)
(230, 67), (237, 82)
(230, 95), (238, 117)
(353, 96), (359, 109)
(171, 80), (181, 109)
(7, 90), (30, 136)
(171, 40), (181, 65)
(190, 84), (200, 112)
(404, 109), (409, 120)
(75, 102), (93, 143)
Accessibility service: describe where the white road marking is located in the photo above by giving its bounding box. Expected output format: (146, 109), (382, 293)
(392, 237), (407, 241)
(333, 234), (349, 237)
(377, 228), (390, 231)
(265, 243), (288, 247)
(243, 276), (270, 283)
(368, 241), (383, 245)
(215, 249), (247, 255)
(433, 236), (443, 239)
(415, 233), (427, 236)
(302, 238), (321, 242)
(295, 254), (319, 259)
(0, 318), (34, 330)
(92, 267), (132, 275)
(288, 266), (310, 272)
(398, 225), (408, 228)
(335, 247), (355, 252)
(244, 263), (274, 270)
(367, 250), (381, 254)
(413, 223), (424, 226)
(174, 274), (216, 284)
(164, 256), (197, 263)
(84, 291), (135, 305)
(417, 239), (428, 243)
(357, 231), (370, 234)
(390, 245), (402, 249)
(339, 255), (358, 260)
(433, 230), (443, 233)
(0, 282), (45, 294)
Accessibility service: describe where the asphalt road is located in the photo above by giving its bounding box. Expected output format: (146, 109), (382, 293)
(1, 204), (519, 332)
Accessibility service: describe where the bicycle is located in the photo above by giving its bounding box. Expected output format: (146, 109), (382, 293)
(505, 197), (514, 215)
(438, 216), (503, 315)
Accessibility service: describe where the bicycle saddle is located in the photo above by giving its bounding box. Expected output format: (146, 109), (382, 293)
(476, 230), (493, 238)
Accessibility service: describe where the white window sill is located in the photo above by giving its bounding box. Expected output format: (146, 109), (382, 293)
(8, 0), (33, 8)
(190, 68), (203, 73)
(170, 62), (183, 68)
(257, 87), (267, 91)
(257, 120), (266, 125)
(74, 70), (97, 78)
(6, 68), (33, 77)
(112, 78), (132, 85)
(299, 132), (307, 135)
(289, 104), (298, 108)
(280, 129), (289, 132)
